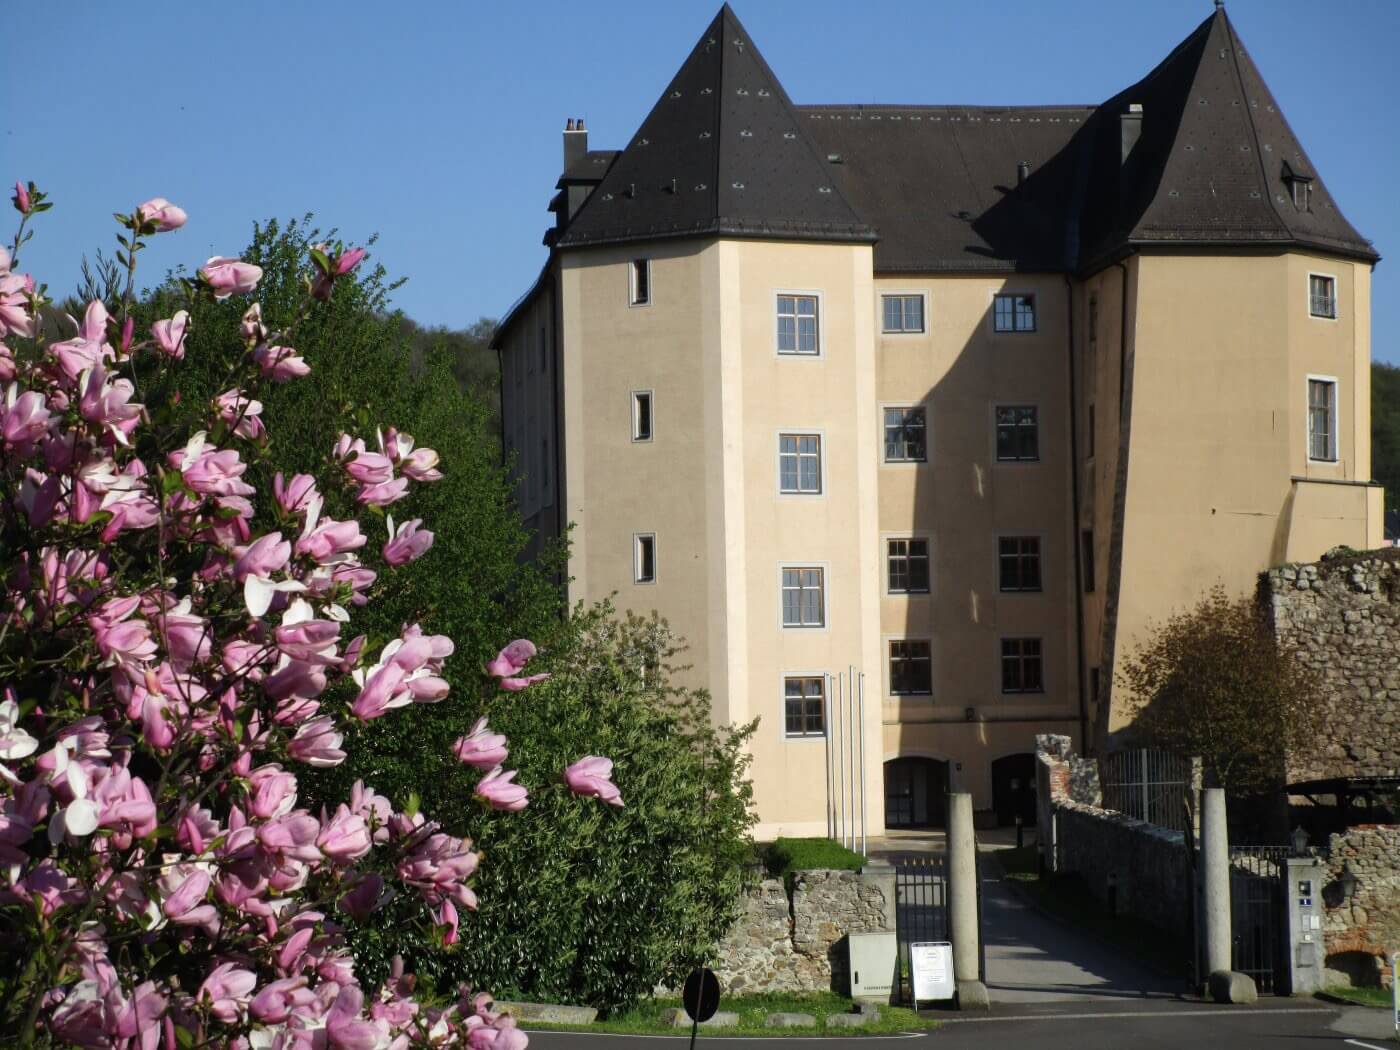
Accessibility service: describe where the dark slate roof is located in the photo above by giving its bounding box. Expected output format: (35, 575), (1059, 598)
(559, 150), (618, 186)
(1077, 8), (1376, 268)
(800, 106), (1092, 273)
(556, 5), (875, 249)
(545, 5), (1375, 275)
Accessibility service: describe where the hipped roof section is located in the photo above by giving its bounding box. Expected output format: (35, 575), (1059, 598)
(551, 5), (1375, 272)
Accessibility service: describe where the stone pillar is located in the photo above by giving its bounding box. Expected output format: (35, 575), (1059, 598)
(1202, 788), (1257, 1003)
(948, 792), (988, 1009)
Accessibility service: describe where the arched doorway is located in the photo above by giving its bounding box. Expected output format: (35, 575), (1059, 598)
(991, 753), (1037, 827)
(883, 757), (949, 829)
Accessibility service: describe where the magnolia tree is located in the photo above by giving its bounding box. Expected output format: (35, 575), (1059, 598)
(0, 182), (621, 1048)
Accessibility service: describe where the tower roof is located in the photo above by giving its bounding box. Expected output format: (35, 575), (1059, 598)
(556, 4), (876, 249)
(1078, 7), (1376, 267)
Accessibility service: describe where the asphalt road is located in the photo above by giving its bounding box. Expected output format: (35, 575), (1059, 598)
(521, 1000), (1397, 1049)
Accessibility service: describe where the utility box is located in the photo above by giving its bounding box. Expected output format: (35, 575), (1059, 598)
(848, 931), (897, 1003)
(1286, 858), (1328, 995)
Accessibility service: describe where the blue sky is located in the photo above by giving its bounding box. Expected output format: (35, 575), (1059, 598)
(9, 1), (1399, 361)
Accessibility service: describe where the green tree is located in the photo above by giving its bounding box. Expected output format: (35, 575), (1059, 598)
(1120, 585), (1323, 795)
(1372, 361), (1400, 514)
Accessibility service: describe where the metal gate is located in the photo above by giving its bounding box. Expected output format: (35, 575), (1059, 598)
(893, 856), (948, 1004)
(1227, 847), (1288, 995)
(1101, 749), (1195, 833)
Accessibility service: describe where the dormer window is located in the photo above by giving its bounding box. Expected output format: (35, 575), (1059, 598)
(1282, 162), (1313, 212)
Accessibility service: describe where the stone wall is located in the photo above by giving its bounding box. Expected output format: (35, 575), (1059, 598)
(1321, 824), (1400, 988)
(1263, 549), (1400, 781)
(709, 867), (894, 995)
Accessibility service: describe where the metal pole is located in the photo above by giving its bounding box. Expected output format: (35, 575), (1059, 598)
(836, 672), (845, 848)
(858, 671), (867, 858)
(1141, 749), (1149, 825)
(847, 664), (856, 851)
(824, 673), (834, 839)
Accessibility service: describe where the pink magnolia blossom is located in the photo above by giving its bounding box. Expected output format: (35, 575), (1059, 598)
(0, 249), (36, 339)
(356, 476), (409, 507)
(200, 256), (263, 299)
(487, 639), (537, 679)
(12, 181), (30, 214)
(137, 197), (186, 231)
(0, 384), (50, 455)
(169, 432), (256, 497)
(349, 660), (408, 721)
(383, 515), (434, 566)
(198, 963), (257, 1024)
(239, 301), (267, 343)
(233, 531), (291, 582)
(77, 365), (141, 444)
(49, 300), (112, 380)
(215, 388), (264, 440)
(452, 717), (508, 770)
(274, 471), (318, 514)
(563, 755), (624, 807)
(287, 716), (345, 767)
(317, 804), (372, 862)
(339, 873), (386, 921)
(252, 342), (310, 382)
(247, 763), (298, 819)
(345, 450), (394, 486)
(475, 767), (528, 812)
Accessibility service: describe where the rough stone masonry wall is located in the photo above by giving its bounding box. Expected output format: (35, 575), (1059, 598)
(1264, 549), (1400, 781)
(1322, 825), (1400, 987)
(709, 869), (893, 995)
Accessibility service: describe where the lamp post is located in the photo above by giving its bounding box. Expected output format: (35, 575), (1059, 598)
(1290, 825), (1310, 855)
(1338, 862), (1359, 902)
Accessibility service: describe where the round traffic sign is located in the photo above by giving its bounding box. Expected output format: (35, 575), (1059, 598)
(682, 967), (721, 1024)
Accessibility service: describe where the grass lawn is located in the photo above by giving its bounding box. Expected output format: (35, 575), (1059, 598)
(1320, 985), (1395, 1009)
(521, 992), (938, 1037)
(994, 845), (1193, 981)
(761, 838), (867, 882)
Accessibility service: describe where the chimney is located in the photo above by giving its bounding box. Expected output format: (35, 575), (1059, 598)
(1017, 160), (1030, 186)
(563, 116), (588, 173)
(1120, 103), (1143, 165)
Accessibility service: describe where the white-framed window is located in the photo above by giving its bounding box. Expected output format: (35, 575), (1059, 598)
(883, 406), (927, 462)
(998, 536), (1042, 593)
(629, 259), (651, 306)
(781, 567), (824, 628)
(776, 294), (820, 355)
(634, 533), (656, 584)
(1001, 637), (1044, 693)
(778, 433), (822, 494)
(993, 293), (1036, 333)
(887, 538), (930, 594)
(881, 294), (925, 333)
(889, 640), (932, 696)
(995, 405), (1039, 462)
(784, 676), (826, 737)
(1307, 376), (1338, 463)
(631, 390), (653, 442)
(1309, 273), (1336, 320)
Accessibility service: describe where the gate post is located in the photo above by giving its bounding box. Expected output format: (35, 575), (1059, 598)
(1202, 788), (1257, 1003)
(1284, 856), (1327, 995)
(948, 792), (989, 1010)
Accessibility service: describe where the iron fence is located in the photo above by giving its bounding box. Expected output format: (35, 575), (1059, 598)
(1100, 748), (1195, 832)
(893, 855), (948, 1005)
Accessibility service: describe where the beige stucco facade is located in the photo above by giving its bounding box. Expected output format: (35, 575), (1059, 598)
(498, 239), (1380, 837)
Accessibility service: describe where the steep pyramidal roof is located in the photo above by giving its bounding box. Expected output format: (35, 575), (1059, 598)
(1078, 7), (1375, 268)
(551, 5), (1374, 271)
(557, 5), (875, 249)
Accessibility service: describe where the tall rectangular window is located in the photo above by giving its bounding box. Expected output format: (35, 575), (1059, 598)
(1001, 637), (1043, 693)
(781, 568), (824, 628)
(993, 293), (1036, 332)
(784, 677), (825, 737)
(887, 538), (930, 594)
(776, 294), (819, 354)
(881, 294), (925, 333)
(631, 391), (653, 442)
(630, 259), (650, 306)
(1081, 529), (1095, 593)
(995, 405), (1039, 462)
(1307, 378), (1337, 462)
(778, 434), (822, 494)
(998, 537), (1042, 593)
(634, 534), (656, 584)
(884, 407), (927, 462)
(889, 640), (932, 695)
(1309, 274), (1336, 319)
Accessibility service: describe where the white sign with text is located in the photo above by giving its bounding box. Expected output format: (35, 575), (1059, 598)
(910, 941), (955, 1002)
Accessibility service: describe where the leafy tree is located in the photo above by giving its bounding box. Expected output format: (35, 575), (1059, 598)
(358, 606), (758, 1013)
(1120, 585), (1323, 795)
(1372, 361), (1400, 515)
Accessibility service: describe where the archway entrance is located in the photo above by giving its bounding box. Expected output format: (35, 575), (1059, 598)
(883, 757), (949, 829)
(991, 753), (1037, 827)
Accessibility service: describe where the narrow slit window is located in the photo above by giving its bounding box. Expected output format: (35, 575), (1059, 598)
(1307, 379), (1337, 462)
(630, 259), (651, 306)
(634, 534), (656, 584)
(784, 676), (826, 737)
(631, 391), (653, 442)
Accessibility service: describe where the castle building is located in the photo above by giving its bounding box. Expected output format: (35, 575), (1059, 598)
(491, 4), (1381, 838)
